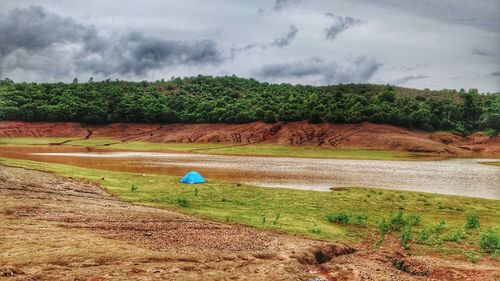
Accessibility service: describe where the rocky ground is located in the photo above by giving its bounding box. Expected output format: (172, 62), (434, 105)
(1, 121), (499, 157)
(0, 165), (499, 280)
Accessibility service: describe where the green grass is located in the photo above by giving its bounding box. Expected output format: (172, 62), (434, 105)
(1, 156), (499, 256)
(0, 137), (426, 160)
(481, 162), (500, 167)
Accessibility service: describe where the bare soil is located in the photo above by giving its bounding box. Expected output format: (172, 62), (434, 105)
(1, 165), (499, 280)
(1, 121), (499, 157)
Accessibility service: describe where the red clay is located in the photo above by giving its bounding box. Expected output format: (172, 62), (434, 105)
(0, 121), (498, 157)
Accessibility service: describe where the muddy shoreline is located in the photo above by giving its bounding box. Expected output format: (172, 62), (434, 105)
(1, 121), (499, 158)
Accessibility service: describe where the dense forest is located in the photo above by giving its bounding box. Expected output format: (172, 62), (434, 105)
(0, 76), (499, 135)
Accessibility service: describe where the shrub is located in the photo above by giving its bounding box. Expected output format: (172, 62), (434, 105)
(327, 212), (349, 225)
(465, 214), (480, 230)
(433, 219), (446, 234)
(378, 219), (389, 235)
(479, 230), (500, 254)
(391, 210), (406, 230)
(464, 250), (478, 264)
(130, 183), (138, 192)
(416, 228), (431, 244)
(401, 229), (412, 250)
(443, 230), (466, 242)
(309, 225), (322, 234)
(354, 214), (368, 225)
(176, 197), (189, 207)
(406, 214), (421, 227)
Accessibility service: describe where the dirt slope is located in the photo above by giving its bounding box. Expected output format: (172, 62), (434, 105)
(1, 165), (499, 280)
(0, 121), (499, 157)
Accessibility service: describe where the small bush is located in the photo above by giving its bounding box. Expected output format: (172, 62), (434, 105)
(443, 230), (466, 242)
(391, 210), (406, 230)
(433, 219), (446, 234)
(479, 230), (500, 254)
(401, 229), (412, 250)
(309, 225), (322, 234)
(130, 183), (138, 192)
(354, 214), (368, 225)
(327, 212), (350, 225)
(406, 214), (421, 227)
(176, 197), (189, 207)
(378, 219), (389, 235)
(465, 214), (480, 230)
(464, 250), (478, 264)
(416, 228), (431, 244)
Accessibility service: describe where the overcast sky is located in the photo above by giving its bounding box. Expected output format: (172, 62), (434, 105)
(1, 0), (499, 92)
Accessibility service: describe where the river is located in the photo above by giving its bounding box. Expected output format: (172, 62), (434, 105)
(0, 146), (497, 199)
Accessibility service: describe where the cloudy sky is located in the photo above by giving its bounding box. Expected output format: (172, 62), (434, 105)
(1, 0), (499, 92)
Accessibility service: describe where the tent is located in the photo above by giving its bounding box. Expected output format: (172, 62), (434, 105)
(179, 171), (206, 184)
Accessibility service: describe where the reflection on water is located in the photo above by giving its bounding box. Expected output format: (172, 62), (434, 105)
(0, 146), (499, 199)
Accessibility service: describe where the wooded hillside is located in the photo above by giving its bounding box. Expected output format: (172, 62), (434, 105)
(0, 76), (498, 134)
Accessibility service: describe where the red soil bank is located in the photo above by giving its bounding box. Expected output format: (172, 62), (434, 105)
(0, 121), (498, 157)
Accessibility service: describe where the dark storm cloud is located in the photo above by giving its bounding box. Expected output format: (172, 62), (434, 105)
(324, 13), (364, 40)
(77, 32), (223, 75)
(472, 48), (495, 57)
(271, 25), (298, 47)
(230, 25), (298, 58)
(258, 0), (301, 13)
(273, 0), (302, 11)
(0, 5), (98, 56)
(391, 75), (428, 85)
(0, 5), (223, 77)
(255, 56), (381, 84)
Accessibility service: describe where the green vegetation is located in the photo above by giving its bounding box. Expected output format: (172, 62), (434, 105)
(1, 76), (499, 134)
(327, 212), (350, 225)
(401, 229), (413, 250)
(482, 162), (500, 167)
(479, 230), (500, 255)
(1, 156), (499, 257)
(176, 197), (190, 208)
(464, 250), (478, 263)
(465, 213), (480, 229)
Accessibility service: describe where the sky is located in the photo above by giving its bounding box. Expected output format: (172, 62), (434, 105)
(0, 0), (499, 92)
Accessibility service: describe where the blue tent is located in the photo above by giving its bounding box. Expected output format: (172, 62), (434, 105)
(180, 171), (206, 184)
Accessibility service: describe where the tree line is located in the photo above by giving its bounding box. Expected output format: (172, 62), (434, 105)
(0, 76), (498, 135)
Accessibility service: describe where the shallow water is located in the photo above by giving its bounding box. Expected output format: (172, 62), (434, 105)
(0, 146), (498, 199)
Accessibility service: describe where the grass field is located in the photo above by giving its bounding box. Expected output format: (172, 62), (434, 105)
(0, 137), (427, 160)
(1, 156), (498, 259)
(482, 162), (500, 167)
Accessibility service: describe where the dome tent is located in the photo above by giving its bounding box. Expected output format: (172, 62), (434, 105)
(180, 171), (206, 184)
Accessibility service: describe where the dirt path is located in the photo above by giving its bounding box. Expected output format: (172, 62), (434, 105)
(0, 166), (498, 280)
